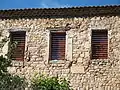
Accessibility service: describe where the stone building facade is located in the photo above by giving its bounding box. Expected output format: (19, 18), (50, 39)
(0, 5), (120, 90)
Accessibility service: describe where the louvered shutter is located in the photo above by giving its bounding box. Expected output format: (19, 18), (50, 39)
(50, 32), (66, 60)
(10, 31), (26, 61)
(92, 30), (108, 59)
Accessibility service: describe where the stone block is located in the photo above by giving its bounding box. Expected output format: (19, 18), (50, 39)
(7, 67), (16, 74)
(2, 41), (8, 56)
(71, 63), (85, 73)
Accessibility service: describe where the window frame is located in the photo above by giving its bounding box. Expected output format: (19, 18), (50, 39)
(49, 30), (66, 61)
(10, 31), (26, 61)
(91, 29), (108, 59)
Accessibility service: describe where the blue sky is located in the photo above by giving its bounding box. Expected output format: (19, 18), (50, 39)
(0, 0), (120, 10)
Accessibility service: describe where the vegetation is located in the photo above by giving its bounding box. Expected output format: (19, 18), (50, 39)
(31, 74), (72, 90)
(0, 55), (11, 75)
(0, 55), (27, 90)
(0, 74), (27, 90)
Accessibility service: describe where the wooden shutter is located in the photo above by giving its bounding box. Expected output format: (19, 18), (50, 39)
(10, 31), (26, 61)
(50, 32), (66, 60)
(92, 30), (108, 59)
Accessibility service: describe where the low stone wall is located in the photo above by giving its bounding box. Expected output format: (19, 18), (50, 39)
(0, 16), (120, 90)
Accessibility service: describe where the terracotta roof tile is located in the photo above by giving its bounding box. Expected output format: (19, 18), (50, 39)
(0, 5), (120, 19)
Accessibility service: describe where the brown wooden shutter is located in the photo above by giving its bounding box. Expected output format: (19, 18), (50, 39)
(50, 32), (66, 60)
(92, 30), (108, 59)
(10, 31), (26, 61)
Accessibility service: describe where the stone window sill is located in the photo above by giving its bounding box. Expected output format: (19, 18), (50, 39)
(11, 60), (24, 67)
(91, 59), (110, 66)
(49, 60), (66, 64)
(49, 60), (70, 67)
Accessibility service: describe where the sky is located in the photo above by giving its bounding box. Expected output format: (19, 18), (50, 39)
(0, 0), (120, 10)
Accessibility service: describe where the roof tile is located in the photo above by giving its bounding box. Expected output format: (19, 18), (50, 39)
(0, 5), (120, 19)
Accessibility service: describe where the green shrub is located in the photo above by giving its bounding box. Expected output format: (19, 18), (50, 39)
(31, 74), (72, 90)
(0, 55), (27, 90)
(0, 74), (27, 90)
(0, 55), (11, 75)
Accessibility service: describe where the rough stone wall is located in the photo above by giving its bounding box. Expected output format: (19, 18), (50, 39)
(0, 16), (120, 90)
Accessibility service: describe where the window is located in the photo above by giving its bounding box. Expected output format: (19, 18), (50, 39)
(49, 31), (66, 60)
(92, 30), (108, 59)
(10, 31), (26, 61)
